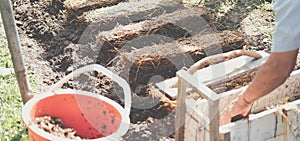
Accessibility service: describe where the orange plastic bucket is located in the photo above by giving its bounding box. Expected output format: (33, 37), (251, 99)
(22, 64), (131, 141)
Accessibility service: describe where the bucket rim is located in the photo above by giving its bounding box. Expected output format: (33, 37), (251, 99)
(22, 89), (130, 141)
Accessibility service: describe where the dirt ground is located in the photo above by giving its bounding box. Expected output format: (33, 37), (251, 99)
(1, 0), (284, 140)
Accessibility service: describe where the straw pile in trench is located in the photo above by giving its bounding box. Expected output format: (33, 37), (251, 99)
(207, 69), (258, 94)
(112, 30), (247, 90)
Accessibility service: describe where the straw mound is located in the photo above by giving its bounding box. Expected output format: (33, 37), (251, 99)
(208, 69), (258, 94)
(112, 30), (247, 90)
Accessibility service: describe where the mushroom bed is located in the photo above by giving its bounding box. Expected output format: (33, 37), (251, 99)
(11, 0), (276, 140)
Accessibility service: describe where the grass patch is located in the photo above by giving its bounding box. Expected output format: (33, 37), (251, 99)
(241, 1), (274, 49)
(0, 27), (38, 141)
(0, 67), (38, 141)
(203, 0), (270, 18)
(0, 75), (29, 141)
(0, 32), (12, 68)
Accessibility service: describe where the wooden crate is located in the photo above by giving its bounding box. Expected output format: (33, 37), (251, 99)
(181, 66), (300, 141)
(172, 51), (267, 141)
(170, 50), (300, 141)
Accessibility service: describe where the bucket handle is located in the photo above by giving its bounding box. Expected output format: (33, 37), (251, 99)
(49, 64), (131, 117)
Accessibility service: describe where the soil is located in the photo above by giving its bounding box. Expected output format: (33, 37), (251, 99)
(34, 116), (87, 140)
(4, 0), (280, 140)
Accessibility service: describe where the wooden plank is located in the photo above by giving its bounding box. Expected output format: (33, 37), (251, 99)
(197, 126), (210, 141)
(185, 98), (211, 141)
(175, 77), (188, 141)
(187, 99), (210, 127)
(286, 105), (300, 141)
(184, 117), (198, 141)
(187, 50), (262, 75)
(229, 120), (249, 141)
(177, 70), (219, 101)
(219, 104), (290, 141)
(177, 69), (220, 141)
(81, 0), (184, 30)
(186, 98), (213, 141)
(249, 112), (278, 141)
(208, 100), (220, 141)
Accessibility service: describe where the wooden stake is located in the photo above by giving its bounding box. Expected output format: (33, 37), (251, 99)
(188, 50), (262, 74)
(0, 0), (33, 104)
(175, 75), (188, 141)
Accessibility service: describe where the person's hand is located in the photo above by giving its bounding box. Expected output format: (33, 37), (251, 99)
(219, 94), (253, 126)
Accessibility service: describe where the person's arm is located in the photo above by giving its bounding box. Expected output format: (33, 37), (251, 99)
(220, 0), (300, 126)
(242, 49), (298, 103)
(220, 49), (298, 126)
